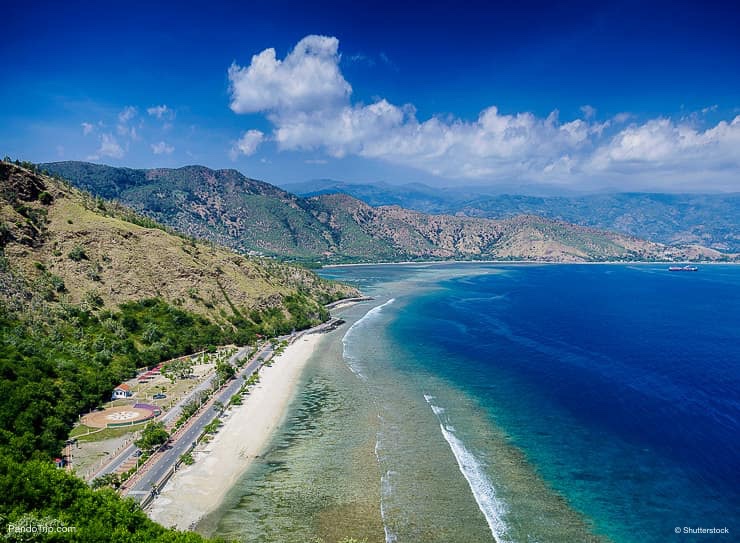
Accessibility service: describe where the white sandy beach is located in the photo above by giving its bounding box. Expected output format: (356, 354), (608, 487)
(147, 333), (322, 530)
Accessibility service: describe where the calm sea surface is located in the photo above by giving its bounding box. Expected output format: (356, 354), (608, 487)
(206, 264), (740, 543)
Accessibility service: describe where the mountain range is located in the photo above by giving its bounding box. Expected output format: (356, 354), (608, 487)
(1, 161), (355, 324)
(283, 179), (740, 253)
(40, 161), (735, 263)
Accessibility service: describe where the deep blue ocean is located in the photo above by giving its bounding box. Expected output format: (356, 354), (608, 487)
(321, 263), (740, 542)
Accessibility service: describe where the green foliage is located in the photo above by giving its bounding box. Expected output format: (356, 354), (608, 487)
(215, 360), (235, 384)
(175, 393), (206, 429)
(37, 190), (53, 205)
(91, 472), (121, 489)
(135, 422), (169, 453)
(0, 221), (11, 247)
(0, 455), (210, 542)
(0, 296), (289, 463)
(67, 244), (87, 261)
(202, 419), (222, 436)
(180, 451), (194, 466)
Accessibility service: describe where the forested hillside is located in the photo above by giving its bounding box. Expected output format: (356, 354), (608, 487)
(0, 160), (357, 542)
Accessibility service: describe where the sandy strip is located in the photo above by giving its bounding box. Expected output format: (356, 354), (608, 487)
(147, 333), (322, 530)
(327, 299), (365, 311)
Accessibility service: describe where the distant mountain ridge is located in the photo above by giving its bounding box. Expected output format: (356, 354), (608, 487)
(284, 179), (740, 252)
(40, 161), (736, 263)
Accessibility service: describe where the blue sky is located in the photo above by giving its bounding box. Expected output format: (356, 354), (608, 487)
(1, 0), (739, 192)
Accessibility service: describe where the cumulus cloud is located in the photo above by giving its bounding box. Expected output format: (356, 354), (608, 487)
(81, 122), (94, 136)
(151, 141), (175, 155)
(588, 116), (740, 173)
(229, 129), (265, 160)
(147, 104), (175, 121)
(228, 35), (740, 190)
(229, 35), (350, 114)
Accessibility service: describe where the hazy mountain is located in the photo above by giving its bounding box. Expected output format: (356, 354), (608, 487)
(41, 162), (734, 263)
(286, 179), (740, 252)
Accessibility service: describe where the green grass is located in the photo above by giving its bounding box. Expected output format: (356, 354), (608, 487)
(71, 422), (148, 443)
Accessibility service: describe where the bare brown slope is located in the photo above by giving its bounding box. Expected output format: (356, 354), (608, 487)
(0, 162), (357, 320)
(309, 193), (732, 262)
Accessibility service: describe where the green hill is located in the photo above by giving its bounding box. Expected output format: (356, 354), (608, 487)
(0, 161), (357, 542)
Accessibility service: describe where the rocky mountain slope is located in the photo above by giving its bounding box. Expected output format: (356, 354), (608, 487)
(41, 161), (735, 263)
(286, 179), (740, 253)
(307, 193), (727, 262)
(1, 161), (356, 320)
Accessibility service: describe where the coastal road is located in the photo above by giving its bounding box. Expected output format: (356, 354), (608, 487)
(91, 345), (254, 481)
(123, 341), (277, 503)
(123, 318), (348, 504)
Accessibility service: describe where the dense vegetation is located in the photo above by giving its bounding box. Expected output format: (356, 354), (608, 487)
(0, 292), (326, 461)
(0, 285), (331, 540)
(0, 161), (355, 541)
(0, 456), (207, 542)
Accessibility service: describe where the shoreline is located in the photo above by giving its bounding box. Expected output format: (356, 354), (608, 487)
(322, 259), (740, 268)
(147, 333), (323, 531)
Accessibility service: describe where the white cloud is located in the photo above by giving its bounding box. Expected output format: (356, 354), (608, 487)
(118, 106), (137, 123)
(117, 106), (139, 139)
(228, 35), (740, 190)
(580, 105), (596, 119)
(89, 133), (124, 160)
(588, 116), (740, 175)
(147, 104), (175, 121)
(228, 35), (350, 114)
(151, 141), (175, 155)
(613, 113), (632, 124)
(81, 122), (94, 136)
(229, 129), (265, 160)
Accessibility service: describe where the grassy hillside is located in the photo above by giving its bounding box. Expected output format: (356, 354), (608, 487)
(40, 161), (736, 263)
(41, 161), (336, 258)
(0, 161), (357, 542)
(2, 162), (354, 318)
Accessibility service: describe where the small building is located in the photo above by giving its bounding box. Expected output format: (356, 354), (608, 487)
(111, 383), (133, 400)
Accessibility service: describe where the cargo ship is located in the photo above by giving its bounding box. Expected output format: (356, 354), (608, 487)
(668, 265), (698, 272)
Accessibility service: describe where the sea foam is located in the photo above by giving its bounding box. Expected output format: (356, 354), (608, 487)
(424, 395), (510, 543)
(341, 298), (396, 380)
(344, 299), (399, 541)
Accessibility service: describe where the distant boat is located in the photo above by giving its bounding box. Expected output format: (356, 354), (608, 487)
(668, 265), (698, 272)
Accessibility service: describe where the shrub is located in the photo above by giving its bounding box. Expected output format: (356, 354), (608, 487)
(68, 244), (87, 261)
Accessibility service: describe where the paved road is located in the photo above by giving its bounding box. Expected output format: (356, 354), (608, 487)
(93, 315), (345, 502)
(123, 342), (276, 503)
(91, 345), (254, 481)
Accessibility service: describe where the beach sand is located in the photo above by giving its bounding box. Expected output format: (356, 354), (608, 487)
(147, 333), (322, 530)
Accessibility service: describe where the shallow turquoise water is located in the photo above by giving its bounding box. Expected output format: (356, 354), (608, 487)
(207, 264), (739, 543)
